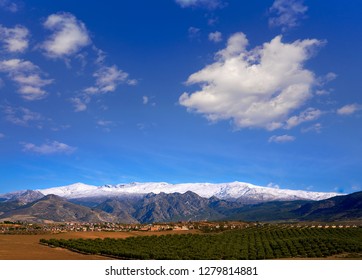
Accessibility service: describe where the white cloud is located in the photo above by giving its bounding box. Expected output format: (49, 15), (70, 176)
(208, 31), (222, 43)
(75, 65), (133, 111)
(12, 74), (52, 87)
(96, 120), (114, 132)
(41, 12), (91, 58)
(84, 65), (129, 94)
(180, 32), (322, 130)
(127, 79), (138, 86)
(175, 0), (224, 9)
(94, 66), (128, 92)
(285, 108), (322, 129)
(0, 58), (36, 72)
(268, 134), (296, 143)
(337, 104), (361, 115)
(97, 120), (113, 127)
(143, 96), (149, 105)
(21, 140), (76, 155)
(0, 59), (53, 100)
(266, 183), (280, 189)
(0, 0), (18, 12)
(0, 25), (29, 52)
(315, 89), (330, 96)
(269, 0), (308, 31)
(301, 123), (322, 133)
(70, 97), (87, 112)
(323, 72), (337, 83)
(3, 106), (43, 126)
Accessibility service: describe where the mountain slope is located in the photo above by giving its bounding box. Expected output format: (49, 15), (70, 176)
(0, 194), (117, 223)
(224, 191), (362, 222)
(134, 191), (225, 223)
(0, 190), (44, 204)
(293, 191), (362, 221)
(95, 197), (140, 224)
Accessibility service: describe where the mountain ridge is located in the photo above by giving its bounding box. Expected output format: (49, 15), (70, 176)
(31, 181), (341, 203)
(0, 191), (361, 224)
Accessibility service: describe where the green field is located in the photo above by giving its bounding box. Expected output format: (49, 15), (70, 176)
(40, 226), (362, 259)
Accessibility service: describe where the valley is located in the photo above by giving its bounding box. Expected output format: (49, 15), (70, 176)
(1, 220), (361, 260)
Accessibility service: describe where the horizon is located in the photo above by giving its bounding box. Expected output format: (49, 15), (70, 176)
(1, 1), (362, 194)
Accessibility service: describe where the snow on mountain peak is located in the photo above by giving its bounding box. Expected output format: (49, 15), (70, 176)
(35, 181), (342, 202)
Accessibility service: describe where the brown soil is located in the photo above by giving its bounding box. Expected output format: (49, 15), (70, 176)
(0, 230), (199, 260)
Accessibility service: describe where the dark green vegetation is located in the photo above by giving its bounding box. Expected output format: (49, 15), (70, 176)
(40, 226), (362, 260)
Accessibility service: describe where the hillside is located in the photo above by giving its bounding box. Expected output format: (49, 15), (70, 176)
(0, 194), (117, 223)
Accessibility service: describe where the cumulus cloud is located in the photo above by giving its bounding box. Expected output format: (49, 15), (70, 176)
(208, 31), (222, 43)
(41, 12), (91, 58)
(21, 140), (76, 155)
(175, 0), (224, 9)
(337, 104), (361, 115)
(0, 59), (53, 100)
(0, 25), (29, 52)
(0, 0), (18, 12)
(3, 106), (43, 126)
(269, 0), (308, 31)
(268, 134), (296, 143)
(143, 96), (149, 105)
(285, 108), (322, 129)
(179, 32), (322, 130)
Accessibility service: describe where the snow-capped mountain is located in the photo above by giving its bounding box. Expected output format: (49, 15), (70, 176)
(36, 181), (341, 202)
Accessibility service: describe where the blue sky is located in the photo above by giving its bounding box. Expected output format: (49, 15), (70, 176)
(0, 0), (361, 193)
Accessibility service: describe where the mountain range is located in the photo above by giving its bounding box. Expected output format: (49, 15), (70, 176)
(0, 181), (361, 224)
(35, 181), (339, 201)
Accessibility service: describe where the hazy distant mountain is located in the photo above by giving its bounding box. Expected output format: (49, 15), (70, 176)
(36, 181), (340, 203)
(0, 194), (117, 223)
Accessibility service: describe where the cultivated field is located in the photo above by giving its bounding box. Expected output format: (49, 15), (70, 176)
(41, 226), (362, 260)
(0, 230), (199, 260)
